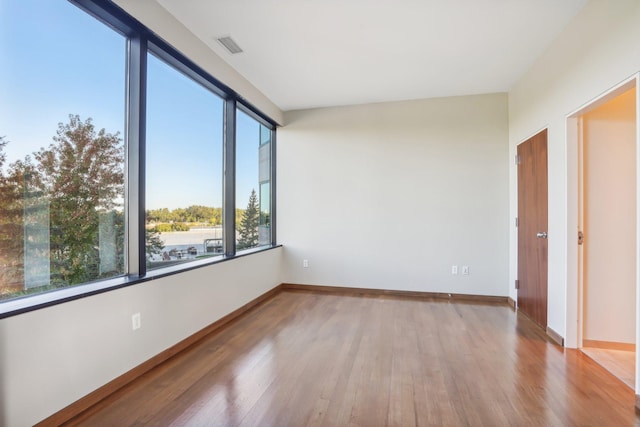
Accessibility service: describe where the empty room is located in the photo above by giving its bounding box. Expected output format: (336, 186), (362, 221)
(2, 0), (640, 426)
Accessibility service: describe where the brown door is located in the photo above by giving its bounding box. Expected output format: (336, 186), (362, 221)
(517, 129), (548, 328)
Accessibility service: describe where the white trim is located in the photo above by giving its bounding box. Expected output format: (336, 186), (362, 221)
(564, 74), (639, 368)
(635, 72), (640, 393)
(515, 125), (550, 147)
(566, 74), (638, 118)
(565, 115), (580, 348)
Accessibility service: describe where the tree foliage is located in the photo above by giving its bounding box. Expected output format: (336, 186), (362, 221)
(147, 205), (222, 225)
(0, 137), (28, 293)
(237, 189), (259, 250)
(150, 222), (190, 233)
(0, 116), (127, 294)
(32, 115), (125, 284)
(235, 208), (245, 227)
(36, 115), (124, 211)
(145, 228), (164, 258)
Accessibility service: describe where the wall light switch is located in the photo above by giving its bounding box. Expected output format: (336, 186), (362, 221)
(462, 266), (470, 275)
(303, 259), (309, 268)
(451, 265), (458, 275)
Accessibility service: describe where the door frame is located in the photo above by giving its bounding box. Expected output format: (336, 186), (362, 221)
(565, 75), (640, 364)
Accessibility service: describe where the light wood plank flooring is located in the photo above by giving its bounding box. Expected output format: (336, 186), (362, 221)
(581, 347), (635, 389)
(64, 290), (640, 426)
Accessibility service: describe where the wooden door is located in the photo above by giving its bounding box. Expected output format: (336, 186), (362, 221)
(517, 129), (548, 328)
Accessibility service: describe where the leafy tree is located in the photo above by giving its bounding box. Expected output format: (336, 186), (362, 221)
(0, 116), (213, 299)
(172, 208), (186, 222)
(146, 207), (170, 223)
(146, 205), (223, 226)
(237, 189), (259, 249)
(172, 222), (190, 231)
(210, 208), (222, 225)
(0, 137), (28, 294)
(152, 223), (173, 233)
(33, 115), (125, 284)
(149, 222), (191, 233)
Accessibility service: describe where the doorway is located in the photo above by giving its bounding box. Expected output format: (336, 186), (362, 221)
(517, 129), (548, 329)
(570, 80), (637, 389)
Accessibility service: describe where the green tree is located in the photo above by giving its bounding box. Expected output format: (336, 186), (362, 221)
(153, 223), (172, 233)
(172, 222), (190, 231)
(147, 205), (223, 226)
(172, 208), (186, 222)
(210, 207), (222, 226)
(237, 189), (259, 250)
(145, 228), (164, 260)
(0, 137), (29, 295)
(33, 115), (124, 284)
(1, 117), (178, 299)
(156, 207), (171, 222)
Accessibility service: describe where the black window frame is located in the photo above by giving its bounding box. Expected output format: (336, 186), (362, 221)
(0, 0), (278, 318)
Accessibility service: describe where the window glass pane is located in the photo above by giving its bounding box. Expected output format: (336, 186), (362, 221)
(145, 53), (224, 269)
(236, 109), (272, 250)
(0, 0), (126, 301)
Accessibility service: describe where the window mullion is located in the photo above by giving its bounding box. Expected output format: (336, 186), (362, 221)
(270, 128), (277, 246)
(126, 35), (147, 277)
(223, 98), (237, 256)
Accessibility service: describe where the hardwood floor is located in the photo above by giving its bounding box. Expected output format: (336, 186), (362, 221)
(63, 290), (640, 426)
(581, 347), (635, 389)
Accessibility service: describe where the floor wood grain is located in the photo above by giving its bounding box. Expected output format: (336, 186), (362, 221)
(64, 290), (640, 426)
(581, 347), (635, 390)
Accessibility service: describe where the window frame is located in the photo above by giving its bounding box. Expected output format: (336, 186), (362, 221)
(235, 102), (277, 251)
(0, 0), (278, 318)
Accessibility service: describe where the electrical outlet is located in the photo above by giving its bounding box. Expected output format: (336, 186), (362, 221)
(303, 259), (309, 268)
(132, 313), (141, 331)
(462, 266), (470, 275)
(451, 265), (458, 275)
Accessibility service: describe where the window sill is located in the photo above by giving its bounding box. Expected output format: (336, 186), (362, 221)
(0, 244), (282, 319)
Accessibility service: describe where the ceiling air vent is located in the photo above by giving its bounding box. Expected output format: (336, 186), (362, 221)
(216, 36), (243, 54)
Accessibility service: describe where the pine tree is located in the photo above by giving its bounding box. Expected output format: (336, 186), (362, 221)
(237, 189), (259, 249)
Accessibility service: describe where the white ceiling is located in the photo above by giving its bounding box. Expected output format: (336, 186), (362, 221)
(156, 0), (588, 112)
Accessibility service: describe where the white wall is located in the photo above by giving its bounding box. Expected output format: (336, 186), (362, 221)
(278, 94), (509, 296)
(113, 0), (284, 125)
(582, 89), (636, 344)
(508, 0), (640, 346)
(0, 248), (283, 427)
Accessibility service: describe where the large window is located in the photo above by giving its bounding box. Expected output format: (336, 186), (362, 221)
(236, 109), (273, 251)
(0, 0), (277, 314)
(0, 0), (126, 302)
(145, 53), (224, 269)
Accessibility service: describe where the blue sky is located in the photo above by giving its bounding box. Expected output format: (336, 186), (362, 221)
(0, 0), (125, 161)
(0, 0), (262, 210)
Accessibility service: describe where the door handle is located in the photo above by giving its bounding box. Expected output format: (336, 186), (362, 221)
(536, 232), (548, 239)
